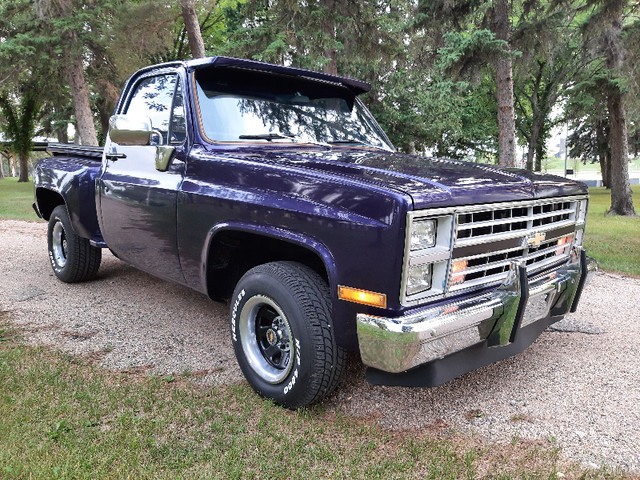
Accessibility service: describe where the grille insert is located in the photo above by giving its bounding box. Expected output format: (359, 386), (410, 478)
(448, 199), (580, 294)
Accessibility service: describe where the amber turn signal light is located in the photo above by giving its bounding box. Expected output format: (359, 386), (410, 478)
(338, 286), (387, 309)
(450, 259), (468, 285)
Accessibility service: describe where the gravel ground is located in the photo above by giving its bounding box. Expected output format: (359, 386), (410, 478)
(1, 219), (639, 473)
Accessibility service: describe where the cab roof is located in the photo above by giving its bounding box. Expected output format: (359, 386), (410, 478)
(135, 56), (372, 96)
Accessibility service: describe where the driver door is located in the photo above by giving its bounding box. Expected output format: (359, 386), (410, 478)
(97, 73), (187, 284)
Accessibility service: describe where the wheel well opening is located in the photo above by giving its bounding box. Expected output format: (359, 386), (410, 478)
(206, 230), (329, 301)
(36, 188), (65, 220)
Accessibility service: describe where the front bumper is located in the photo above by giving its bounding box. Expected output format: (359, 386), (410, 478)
(357, 246), (597, 384)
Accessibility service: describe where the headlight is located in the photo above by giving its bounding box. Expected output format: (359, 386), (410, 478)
(410, 219), (437, 251)
(402, 212), (454, 304)
(406, 264), (432, 295)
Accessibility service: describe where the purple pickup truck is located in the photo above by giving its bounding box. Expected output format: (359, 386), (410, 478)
(33, 57), (597, 408)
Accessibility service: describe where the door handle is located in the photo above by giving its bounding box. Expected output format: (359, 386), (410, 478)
(106, 152), (126, 161)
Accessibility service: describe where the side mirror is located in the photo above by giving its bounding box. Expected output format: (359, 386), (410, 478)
(109, 115), (152, 146)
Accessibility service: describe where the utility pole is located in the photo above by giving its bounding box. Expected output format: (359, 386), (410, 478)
(564, 122), (569, 177)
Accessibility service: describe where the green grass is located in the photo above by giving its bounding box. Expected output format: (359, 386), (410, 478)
(542, 156), (640, 175)
(0, 177), (40, 221)
(0, 320), (627, 480)
(584, 185), (640, 276)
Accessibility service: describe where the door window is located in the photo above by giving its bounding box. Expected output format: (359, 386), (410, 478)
(125, 75), (184, 146)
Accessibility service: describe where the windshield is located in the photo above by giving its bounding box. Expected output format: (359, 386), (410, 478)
(193, 67), (394, 150)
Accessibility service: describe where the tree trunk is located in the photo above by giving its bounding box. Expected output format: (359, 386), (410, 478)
(96, 98), (112, 141)
(527, 121), (541, 171)
(181, 0), (206, 58)
(535, 142), (544, 172)
(599, 153), (610, 188)
(18, 151), (29, 182)
(596, 120), (610, 188)
(603, 0), (636, 216)
(56, 126), (69, 144)
(607, 92), (635, 214)
(0, 156), (4, 180)
(492, 0), (517, 167)
(320, 0), (338, 75)
(64, 37), (98, 146)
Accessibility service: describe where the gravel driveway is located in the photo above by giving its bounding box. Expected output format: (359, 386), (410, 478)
(1, 219), (639, 472)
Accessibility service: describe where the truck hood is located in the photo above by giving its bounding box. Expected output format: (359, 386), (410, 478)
(217, 147), (588, 209)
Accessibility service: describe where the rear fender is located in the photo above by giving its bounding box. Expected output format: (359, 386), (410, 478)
(33, 157), (102, 242)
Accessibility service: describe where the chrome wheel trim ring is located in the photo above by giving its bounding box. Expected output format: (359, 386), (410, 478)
(51, 220), (67, 268)
(238, 295), (295, 384)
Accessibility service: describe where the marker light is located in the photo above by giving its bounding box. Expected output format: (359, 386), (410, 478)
(338, 286), (387, 308)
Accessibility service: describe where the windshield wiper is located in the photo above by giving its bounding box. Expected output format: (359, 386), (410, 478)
(238, 133), (294, 141)
(328, 140), (380, 148)
(239, 132), (331, 149)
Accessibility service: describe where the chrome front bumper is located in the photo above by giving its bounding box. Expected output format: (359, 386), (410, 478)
(357, 247), (598, 374)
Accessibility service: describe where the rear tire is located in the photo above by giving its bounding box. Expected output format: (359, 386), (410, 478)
(230, 261), (345, 409)
(47, 205), (102, 283)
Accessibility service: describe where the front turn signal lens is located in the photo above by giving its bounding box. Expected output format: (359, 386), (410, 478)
(450, 259), (468, 285)
(556, 235), (572, 256)
(338, 286), (387, 309)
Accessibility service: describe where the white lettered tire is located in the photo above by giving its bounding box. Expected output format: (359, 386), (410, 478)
(230, 261), (345, 409)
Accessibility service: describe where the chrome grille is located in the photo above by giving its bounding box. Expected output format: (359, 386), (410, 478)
(448, 198), (580, 294)
(456, 199), (575, 242)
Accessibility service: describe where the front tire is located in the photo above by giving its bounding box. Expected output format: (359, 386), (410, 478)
(47, 205), (102, 283)
(230, 261), (345, 409)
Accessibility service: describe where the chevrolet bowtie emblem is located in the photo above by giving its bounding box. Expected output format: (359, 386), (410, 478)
(527, 232), (546, 247)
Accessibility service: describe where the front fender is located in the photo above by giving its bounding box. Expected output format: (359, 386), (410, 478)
(201, 221), (338, 293)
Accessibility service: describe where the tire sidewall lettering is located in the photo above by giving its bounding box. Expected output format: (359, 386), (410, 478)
(231, 288), (245, 343)
(283, 339), (302, 395)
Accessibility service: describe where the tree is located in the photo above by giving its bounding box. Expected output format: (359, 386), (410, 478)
(0, 84), (41, 182)
(491, 0), (517, 166)
(565, 71), (612, 187)
(1, 0), (98, 146)
(512, 3), (591, 171)
(414, 0), (520, 166)
(602, 0), (636, 215)
(34, 0), (99, 146)
(180, 0), (206, 58)
(585, 0), (637, 216)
